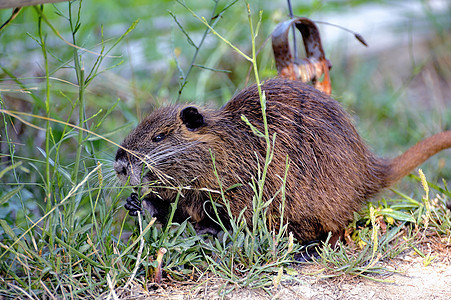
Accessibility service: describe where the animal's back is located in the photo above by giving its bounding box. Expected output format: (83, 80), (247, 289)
(217, 79), (390, 242)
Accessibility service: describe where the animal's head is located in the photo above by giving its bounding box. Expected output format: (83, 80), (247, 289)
(114, 105), (220, 193)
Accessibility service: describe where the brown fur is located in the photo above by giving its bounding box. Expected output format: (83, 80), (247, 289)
(115, 78), (451, 243)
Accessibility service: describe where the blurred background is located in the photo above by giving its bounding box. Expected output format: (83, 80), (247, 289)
(1, 0), (450, 215)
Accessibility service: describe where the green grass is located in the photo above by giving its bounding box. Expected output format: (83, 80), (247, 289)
(313, 169), (450, 281)
(0, 0), (450, 298)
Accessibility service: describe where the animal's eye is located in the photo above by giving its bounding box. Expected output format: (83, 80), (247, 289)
(152, 133), (166, 142)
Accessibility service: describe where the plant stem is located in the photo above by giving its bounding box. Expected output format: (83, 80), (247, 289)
(37, 4), (54, 255)
(175, 0), (220, 101)
(70, 0), (84, 185)
(245, 4), (275, 262)
(181, 2), (252, 62)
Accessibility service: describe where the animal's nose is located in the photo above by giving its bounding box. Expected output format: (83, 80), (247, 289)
(114, 160), (127, 176)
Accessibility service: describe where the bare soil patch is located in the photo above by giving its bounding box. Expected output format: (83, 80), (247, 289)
(113, 243), (451, 300)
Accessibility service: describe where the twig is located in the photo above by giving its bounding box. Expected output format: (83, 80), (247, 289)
(124, 211), (146, 290)
(154, 248), (167, 284)
(287, 0), (297, 60)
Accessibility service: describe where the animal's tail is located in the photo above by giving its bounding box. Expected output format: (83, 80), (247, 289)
(386, 130), (451, 185)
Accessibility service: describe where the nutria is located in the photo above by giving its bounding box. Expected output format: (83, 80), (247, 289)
(114, 78), (451, 243)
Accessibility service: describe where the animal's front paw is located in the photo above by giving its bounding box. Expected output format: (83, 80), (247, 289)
(124, 193), (142, 216)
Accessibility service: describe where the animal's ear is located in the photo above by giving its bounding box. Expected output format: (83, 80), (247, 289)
(180, 106), (204, 131)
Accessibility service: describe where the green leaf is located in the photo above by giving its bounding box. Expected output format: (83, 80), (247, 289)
(241, 114), (264, 137)
(0, 185), (23, 205)
(378, 209), (416, 223)
(286, 267), (299, 276)
(0, 161), (23, 179)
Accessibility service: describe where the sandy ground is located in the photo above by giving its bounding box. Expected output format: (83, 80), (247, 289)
(112, 246), (451, 300)
(266, 255), (451, 300)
